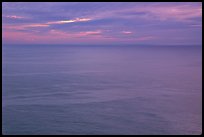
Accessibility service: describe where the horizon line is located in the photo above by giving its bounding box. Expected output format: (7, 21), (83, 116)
(2, 43), (202, 47)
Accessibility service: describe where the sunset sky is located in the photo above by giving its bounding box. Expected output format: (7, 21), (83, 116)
(2, 2), (202, 45)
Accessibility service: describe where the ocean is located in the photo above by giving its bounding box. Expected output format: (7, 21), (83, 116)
(2, 45), (202, 135)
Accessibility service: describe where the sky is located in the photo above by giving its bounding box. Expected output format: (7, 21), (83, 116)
(2, 2), (202, 45)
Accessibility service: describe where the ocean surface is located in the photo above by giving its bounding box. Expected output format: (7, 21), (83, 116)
(2, 45), (202, 135)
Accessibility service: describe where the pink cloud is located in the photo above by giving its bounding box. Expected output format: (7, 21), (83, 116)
(5, 15), (25, 19)
(48, 30), (105, 41)
(79, 30), (102, 36)
(2, 29), (115, 44)
(3, 24), (50, 31)
(24, 24), (49, 27)
(47, 18), (92, 25)
(90, 3), (202, 22)
(3, 27), (156, 44)
(122, 31), (132, 34)
(3, 17), (91, 32)
(146, 4), (202, 21)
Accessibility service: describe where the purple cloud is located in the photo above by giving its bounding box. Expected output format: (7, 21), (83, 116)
(2, 2), (202, 45)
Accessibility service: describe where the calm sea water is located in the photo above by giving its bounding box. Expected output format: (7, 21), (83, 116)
(2, 45), (202, 135)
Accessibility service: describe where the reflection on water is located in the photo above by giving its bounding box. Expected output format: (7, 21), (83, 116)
(2, 45), (202, 135)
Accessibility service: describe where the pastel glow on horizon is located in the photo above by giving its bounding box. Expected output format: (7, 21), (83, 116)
(2, 2), (202, 45)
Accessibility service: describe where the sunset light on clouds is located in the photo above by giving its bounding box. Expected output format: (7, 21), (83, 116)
(2, 2), (202, 135)
(2, 2), (202, 45)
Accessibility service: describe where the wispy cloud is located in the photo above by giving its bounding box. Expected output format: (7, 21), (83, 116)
(5, 15), (25, 19)
(47, 18), (91, 25)
(2, 2), (202, 45)
(88, 3), (202, 23)
(3, 29), (114, 44)
(122, 31), (132, 34)
(79, 30), (102, 36)
(144, 4), (202, 21)
(49, 29), (102, 37)
(3, 24), (50, 31)
(3, 17), (92, 31)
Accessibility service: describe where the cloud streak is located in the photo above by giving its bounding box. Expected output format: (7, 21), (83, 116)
(3, 17), (92, 31)
(88, 2), (202, 23)
(2, 2), (202, 45)
(79, 30), (102, 36)
(122, 31), (132, 34)
(47, 18), (92, 25)
(5, 15), (25, 19)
